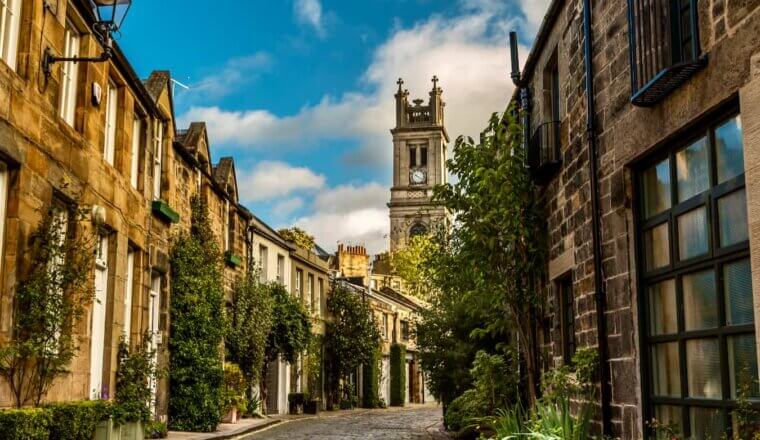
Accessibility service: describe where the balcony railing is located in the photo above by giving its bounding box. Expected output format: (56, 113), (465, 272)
(628, 0), (706, 106)
(529, 121), (562, 184)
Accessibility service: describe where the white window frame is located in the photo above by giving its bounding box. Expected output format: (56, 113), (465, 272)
(224, 200), (230, 251)
(152, 120), (163, 200)
(59, 20), (80, 126)
(0, 163), (8, 276)
(0, 0), (21, 71)
(315, 278), (322, 316)
(148, 273), (161, 415)
(103, 81), (118, 165)
(123, 250), (134, 342)
(295, 269), (302, 299)
(259, 245), (268, 282)
(90, 234), (109, 399)
(307, 274), (313, 312)
(277, 254), (285, 283)
(130, 118), (141, 189)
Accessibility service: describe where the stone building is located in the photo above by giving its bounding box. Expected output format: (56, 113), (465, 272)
(388, 77), (449, 252)
(516, 0), (760, 438)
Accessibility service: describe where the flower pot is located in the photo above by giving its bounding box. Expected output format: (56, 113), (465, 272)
(121, 421), (145, 440)
(304, 399), (321, 414)
(94, 418), (122, 440)
(223, 406), (239, 424)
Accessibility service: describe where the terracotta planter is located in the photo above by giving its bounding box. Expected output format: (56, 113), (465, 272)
(223, 406), (239, 424)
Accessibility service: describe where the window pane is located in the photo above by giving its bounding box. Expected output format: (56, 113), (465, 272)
(676, 137), (709, 202)
(649, 279), (677, 335)
(678, 207), (709, 260)
(652, 342), (681, 397)
(689, 407), (725, 440)
(728, 334), (759, 399)
(725, 259), (754, 326)
(653, 405), (682, 439)
(715, 116), (744, 184)
(645, 223), (670, 271)
(642, 159), (672, 218)
(683, 269), (718, 331)
(687, 338), (722, 399)
(718, 189), (748, 247)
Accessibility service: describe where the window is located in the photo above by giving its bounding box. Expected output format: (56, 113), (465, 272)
(409, 223), (427, 238)
(259, 245), (268, 281)
(529, 51), (562, 183)
(103, 82), (118, 165)
(382, 314), (389, 340)
(295, 269), (303, 299)
(277, 254), (285, 283)
(409, 146), (417, 167)
(557, 277), (575, 365)
(638, 113), (757, 438)
(91, 234), (109, 399)
(628, 0), (704, 105)
(0, 0), (21, 71)
(228, 209), (235, 253)
(316, 278), (323, 316)
(401, 321), (409, 341)
(0, 162), (8, 275)
(148, 273), (161, 413)
(420, 147), (428, 167)
(307, 274), (314, 312)
(152, 120), (163, 200)
(223, 200), (230, 251)
(59, 20), (80, 126)
(130, 118), (143, 189)
(123, 249), (135, 342)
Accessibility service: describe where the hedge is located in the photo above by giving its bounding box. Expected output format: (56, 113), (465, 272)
(361, 347), (380, 408)
(390, 343), (406, 407)
(0, 400), (139, 440)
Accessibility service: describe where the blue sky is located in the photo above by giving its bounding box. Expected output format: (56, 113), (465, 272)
(118, 0), (548, 253)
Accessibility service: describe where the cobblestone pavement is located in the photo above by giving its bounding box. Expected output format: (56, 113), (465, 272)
(244, 404), (449, 440)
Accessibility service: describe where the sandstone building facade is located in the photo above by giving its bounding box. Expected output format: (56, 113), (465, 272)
(518, 0), (760, 438)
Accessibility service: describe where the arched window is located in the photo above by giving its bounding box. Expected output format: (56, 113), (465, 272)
(409, 223), (427, 237)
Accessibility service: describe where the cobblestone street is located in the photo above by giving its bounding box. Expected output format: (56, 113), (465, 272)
(245, 404), (449, 440)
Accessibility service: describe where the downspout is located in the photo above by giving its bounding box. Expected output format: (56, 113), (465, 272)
(582, 0), (612, 436)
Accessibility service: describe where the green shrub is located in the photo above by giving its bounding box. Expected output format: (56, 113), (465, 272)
(221, 363), (247, 414)
(46, 400), (112, 440)
(390, 343), (406, 406)
(361, 347), (380, 408)
(444, 389), (488, 435)
(115, 336), (156, 422)
(0, 408), (51, 440)
(144, 420), (168, 439)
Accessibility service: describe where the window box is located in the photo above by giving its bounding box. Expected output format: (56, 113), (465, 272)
(151, 200), (179, 224)
(628, 0), (706, 106)
(225, 251), (243, 267)
(528, 121), (562, 184)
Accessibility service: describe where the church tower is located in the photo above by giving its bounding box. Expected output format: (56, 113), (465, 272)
(388, 76), (449, 252)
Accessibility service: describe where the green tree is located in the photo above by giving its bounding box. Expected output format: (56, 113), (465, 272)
(277, 227), (315, 250)
(390, 343), (406, 407)
(429, 108), (547, 403)
(324, 282), (380, 406)
(226, 273), (274, 390)
(389, 235), (436, 299)
(261, 283), (311, 414)
(0, 203), (94, 407)
(115, 334), (157, 422)
(168, 195), (226, 432)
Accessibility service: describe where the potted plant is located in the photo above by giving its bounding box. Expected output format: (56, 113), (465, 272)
(288, 393), (305, 415)
(222, 363), (247, 423)
(303, 395), (321, 415)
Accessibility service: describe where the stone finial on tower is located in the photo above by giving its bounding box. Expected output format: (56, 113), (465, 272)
(395, 78), (409, 128)
(429, 74), (444, 125)
(432, 75), (439, 91)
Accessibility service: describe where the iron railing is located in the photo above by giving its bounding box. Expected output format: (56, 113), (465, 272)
(529, 121), (562, 184)
(627, 0), (705, 106)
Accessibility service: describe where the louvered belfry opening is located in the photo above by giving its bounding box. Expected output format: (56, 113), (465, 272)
(627, 0), (706, 106)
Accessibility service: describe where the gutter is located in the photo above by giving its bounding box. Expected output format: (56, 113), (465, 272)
(582, 0), (613, 435)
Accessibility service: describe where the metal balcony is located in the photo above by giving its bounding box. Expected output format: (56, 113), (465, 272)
(529, 121), (562, 184)
(628, 0), (706, 106)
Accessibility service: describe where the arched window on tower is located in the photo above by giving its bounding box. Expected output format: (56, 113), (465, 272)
(409, 223), (428, 238)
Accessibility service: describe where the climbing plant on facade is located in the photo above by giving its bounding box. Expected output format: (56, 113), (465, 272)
(168, 195), (226, 432)
(389, 344), (406, 407)
(0, 203), (94, 407)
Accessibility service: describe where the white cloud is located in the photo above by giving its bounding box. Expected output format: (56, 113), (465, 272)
(237, 161), (325, 202)
(179, 3), (528, 167)
(312, 182), (387, 214)
(294, 0), (326, 37)
(272, 197), (305, 218)
(518, 0), (552, 32)
(293, 208), (389, 255)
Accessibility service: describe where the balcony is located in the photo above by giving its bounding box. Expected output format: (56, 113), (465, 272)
(628, 0), (706, 106)
(528, 121), (562, 184)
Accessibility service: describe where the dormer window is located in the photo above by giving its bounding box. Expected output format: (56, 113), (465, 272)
(628, 0), (705, 106)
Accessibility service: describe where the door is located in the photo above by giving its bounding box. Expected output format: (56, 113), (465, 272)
(148, 274), (161, 413)
(90, 235), (109, 399)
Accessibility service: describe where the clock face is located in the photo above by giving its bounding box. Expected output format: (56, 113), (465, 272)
(410, 169), (427, 184)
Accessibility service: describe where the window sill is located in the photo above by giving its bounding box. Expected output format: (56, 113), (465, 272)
(631, 56), (708, 107)
(151, 200), (180, 224)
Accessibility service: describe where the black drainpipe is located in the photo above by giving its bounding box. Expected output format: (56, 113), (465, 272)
(583, 0), (612, 436)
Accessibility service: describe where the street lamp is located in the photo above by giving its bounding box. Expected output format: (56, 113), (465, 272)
(42, 0), (133, 77)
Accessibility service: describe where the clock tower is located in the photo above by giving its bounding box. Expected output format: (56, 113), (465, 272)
(388, 76), (449, 252)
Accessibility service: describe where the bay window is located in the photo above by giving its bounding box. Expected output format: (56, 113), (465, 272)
(637, 112), (758, 438)
(0, 0), (21, 71)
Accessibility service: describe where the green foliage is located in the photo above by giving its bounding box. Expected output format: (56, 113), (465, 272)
(45, 400), (112, 440)
(168, 195), (225, 432)
(221, 363), (248, 414)
(338, 382), (358, 410)
(730, 365), (760, 439)
(277, 227), (315, 251)
(0, 204), (95, 407)
(144, 420), (168, 439)
(265, 283), (312, 365)
(245, 392), (262, 417)
(0, 408), (51, 440)
(115, 335), (156, 422)
(541, 348), (599, 404)
(444, 389), (489, 435)
(325, 282), (380, 403)
(305, 336), (323, 400)
(389, 235), (436, 299)
(390, 344), (406, 407)
(361, 347), (381, 408)
(484, 398), (594, 440)
(469, 350), (519, 413)
(226, 274), (274, 387)
(426, 107), (547, 402)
